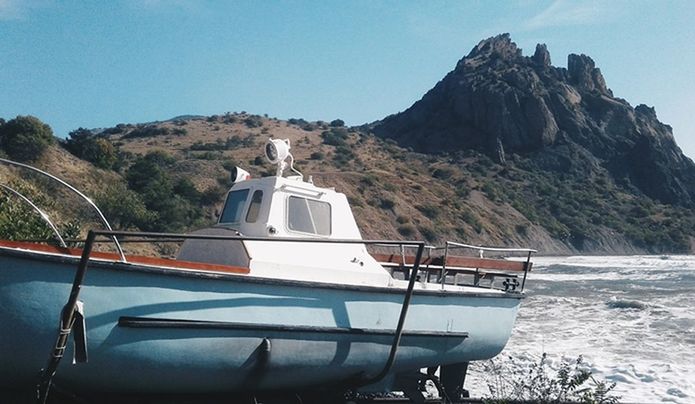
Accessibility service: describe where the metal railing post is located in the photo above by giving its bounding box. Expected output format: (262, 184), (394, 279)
(36, 230), (97, 404)
(440, 241), (449, 287)
(521, 250), (532, 291)
(361, 242), (425, 385)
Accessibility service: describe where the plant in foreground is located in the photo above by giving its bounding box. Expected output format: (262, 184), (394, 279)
(482, 353), (620, 404)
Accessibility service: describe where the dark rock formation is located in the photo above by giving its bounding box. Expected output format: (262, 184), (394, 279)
(373, 33), (695, 207)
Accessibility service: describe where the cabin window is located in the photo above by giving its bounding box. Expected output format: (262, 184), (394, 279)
(219, 189), (250, 223)
(287, 196), (331, 235)
(245, 190), (263, 223)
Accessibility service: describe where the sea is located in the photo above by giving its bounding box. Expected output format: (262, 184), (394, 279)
(466, 255), (695, 404)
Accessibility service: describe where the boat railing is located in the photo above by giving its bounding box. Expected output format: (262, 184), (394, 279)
(36, 229), (428, 403)
(370, 240), (536, 293)
(0, 157), (126, 261)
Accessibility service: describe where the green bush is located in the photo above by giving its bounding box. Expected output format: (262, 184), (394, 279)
(432, 167), (454, 180)
(64, 128), (119, 169)
(122, 125), (170, 139)
(321, 127), (349, 146)
(397, 223), (416, 237)
(418, 225), (437, 242)
(0, 115), (54, 162)
(125, 151), (202, 231)
(244, 115), (263, 128)
(0, 183), (56, 241)
(416, 204), (439, 219)
(309, 151), (325, 160)
(379, 198), (396, 210)
(95, 182), (156, 230)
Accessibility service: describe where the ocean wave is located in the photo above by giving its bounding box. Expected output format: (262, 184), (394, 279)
(606, 298), (647, 310)
(482, 256), (695, 404)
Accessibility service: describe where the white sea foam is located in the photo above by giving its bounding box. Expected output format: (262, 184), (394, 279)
(466, 256), (695, 404)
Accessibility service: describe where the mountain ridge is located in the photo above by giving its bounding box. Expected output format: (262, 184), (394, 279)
(372, 33), (695, 208)
(2, 34), (694, 254)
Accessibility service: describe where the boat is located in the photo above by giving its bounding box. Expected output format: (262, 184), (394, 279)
(0, 139), (535, 403)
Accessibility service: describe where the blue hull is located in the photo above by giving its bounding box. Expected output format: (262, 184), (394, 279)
(0, 248), (521, 393)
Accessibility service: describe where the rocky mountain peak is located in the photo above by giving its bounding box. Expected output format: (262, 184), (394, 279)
(466, 33), (522, 60)
(567, 53), (611, 95)
(635, 104), (658, 120)
(532, 43), (551, 67)
(373, 34), (695, 208)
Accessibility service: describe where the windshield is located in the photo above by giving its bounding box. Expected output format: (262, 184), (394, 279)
(219, 189), (250, 223)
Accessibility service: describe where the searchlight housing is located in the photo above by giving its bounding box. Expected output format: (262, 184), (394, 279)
(265, 138), (303, 179)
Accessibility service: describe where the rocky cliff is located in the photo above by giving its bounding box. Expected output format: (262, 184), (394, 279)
(373, 33), (695, 208)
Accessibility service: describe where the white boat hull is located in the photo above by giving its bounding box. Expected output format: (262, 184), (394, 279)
(0, 246), (521, 394)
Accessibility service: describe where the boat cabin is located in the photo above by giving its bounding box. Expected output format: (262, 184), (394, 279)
(215, 175), (362, 240)
(177, 139), (389, 285)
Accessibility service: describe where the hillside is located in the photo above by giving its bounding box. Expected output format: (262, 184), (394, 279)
(1, 34), (694, 254)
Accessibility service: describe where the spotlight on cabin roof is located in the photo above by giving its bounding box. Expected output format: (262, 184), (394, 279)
(265, 138), (290, 165)
(265, 138), (303, 179)
(230, 166), (251, 183)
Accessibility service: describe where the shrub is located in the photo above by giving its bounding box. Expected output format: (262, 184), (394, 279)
(0, 182), (56, 241)
(0, 115), (54, 162)
(122, 125), (170, 139)
(418, 225), (437, 242)
(330, 119), (345, 127)
(125, 152), (202, 231)
(416, 204), (439, 219)
(396, 215), (410, 224)
(379, 198), (395, 210)
(360, 174), (378, 187)
(244, 115), (263, 128)
(321, 127), (349, 146)
(288, 118), (308, 126)
(95, 182), (156, 230)
(397, 224), (416, 237)
(432, 167), (454, 180)
(309, 151), (325, 160)
(461, 209), (483, 233)
(480, 354), (619, 404)
(64, 128), (119, 169)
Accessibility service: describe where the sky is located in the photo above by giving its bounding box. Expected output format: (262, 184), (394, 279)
(1, 1), (694, 158)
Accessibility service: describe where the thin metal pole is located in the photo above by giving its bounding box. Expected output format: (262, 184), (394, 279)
(440, 241), (450, 287)
(361, 242), (425, 385)
(36, 230), (96, 404)
(521, 250), (532, 291)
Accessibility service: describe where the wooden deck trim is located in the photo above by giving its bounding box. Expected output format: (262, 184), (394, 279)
(0, 240), (250, 275)
(370, 253), (531, 272)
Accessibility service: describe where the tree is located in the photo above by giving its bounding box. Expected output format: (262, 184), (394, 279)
(125, 151), (202, 231)
(95, 182), (155, 230)
(0, 116), (54, 162)
(64, 128), (119, 169)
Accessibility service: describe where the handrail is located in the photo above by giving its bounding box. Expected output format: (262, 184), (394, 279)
(36, 229), (427, 403)
(0, 184), (67, 247)
(441, 241), (537, 254)
(441, 241), (535, 292)
(0, 158), (126, 261)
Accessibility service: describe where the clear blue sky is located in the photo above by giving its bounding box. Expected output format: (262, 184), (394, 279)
(1, 1), (694, 157)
